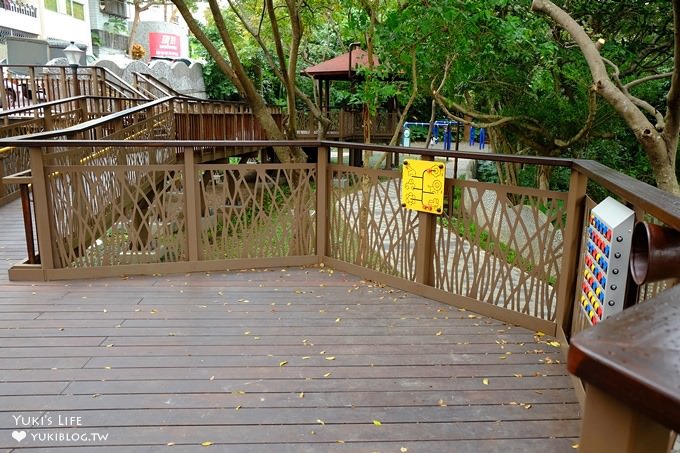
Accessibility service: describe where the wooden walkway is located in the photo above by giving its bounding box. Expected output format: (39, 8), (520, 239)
(0, 200), (580, 452)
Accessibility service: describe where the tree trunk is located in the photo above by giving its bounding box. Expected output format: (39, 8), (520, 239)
(128, 6), (143, 56)
(172, 0), (305, 163)
(531, 0), (680, 195)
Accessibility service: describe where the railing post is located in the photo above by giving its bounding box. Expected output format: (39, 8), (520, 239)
(92, 67), (101, 97)
(316, 145), (329, 261)
(28, 66), (39, 118)
(59, 67), (67, 100)
(0, 154), (5, 200)
(415, 155), (436, 286)
(29, 146), (56, 270)
(556, 168), (588, 338)
(183, 147), (201, 262)
(20, 183), (37, 264)
(43, 105), (54, 131)
(578, 385), (671, 453)
(0, 65), (10, 116)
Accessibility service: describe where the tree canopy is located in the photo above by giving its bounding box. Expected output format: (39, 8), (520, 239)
(176, 0), (680, 193)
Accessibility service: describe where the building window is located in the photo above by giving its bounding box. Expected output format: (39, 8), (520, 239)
(66, 0), (85, 20)
(44, 0), (57, 12)
(99, 0), (127, 18)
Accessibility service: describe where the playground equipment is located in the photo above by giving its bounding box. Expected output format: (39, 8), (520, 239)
(402, 120), (461, 150)
(469, 126), (487, 150)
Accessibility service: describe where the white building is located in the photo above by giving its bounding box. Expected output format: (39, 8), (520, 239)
(1, 0), (191, 64)
(89, 0), (130, 57)
(1, 0), (92, 63)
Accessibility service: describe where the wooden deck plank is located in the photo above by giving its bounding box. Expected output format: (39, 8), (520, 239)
(0, 199), (580, 451)
(8, 404), (579, 426)
(0, 343), (547, 358)
(0, 389), (578, 410)
(0, 439), (579, 453)
(0, 364), (569, 381)
(0, 421), (580, 448)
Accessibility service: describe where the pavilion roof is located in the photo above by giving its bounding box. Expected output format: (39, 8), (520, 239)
(302, 48), (379, 80)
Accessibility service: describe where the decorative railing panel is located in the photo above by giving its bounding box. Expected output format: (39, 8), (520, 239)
(199, 163), (317, 259)
(435, 179), (568, 321)
(328, 165), (418, 278)
(0, 145), (27, 203)
(46, 165), (185, 268)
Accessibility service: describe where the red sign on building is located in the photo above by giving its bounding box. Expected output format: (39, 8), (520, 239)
(149, 32), (181, 58)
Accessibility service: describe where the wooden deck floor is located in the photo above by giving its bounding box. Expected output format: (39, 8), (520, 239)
(0, 200), (580, 452)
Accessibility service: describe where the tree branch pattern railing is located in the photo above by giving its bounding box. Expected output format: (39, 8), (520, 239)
(2, 138), (680, 450)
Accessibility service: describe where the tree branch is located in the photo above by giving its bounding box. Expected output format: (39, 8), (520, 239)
(388, 47), (418, 147)
(556, 87), (597, 148)
(532, 0), (680, 194)
(625, 71), (674, 90)
(170, 0), (242, 91)
(531, 1), (663, 152)
(433, 91), (543, 131)
(602, 57), (665, 128)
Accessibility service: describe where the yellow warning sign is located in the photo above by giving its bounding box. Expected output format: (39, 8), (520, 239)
(401, 159), (446, 214)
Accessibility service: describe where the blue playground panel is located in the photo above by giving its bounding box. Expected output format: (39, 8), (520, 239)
(469, 127), (486, 150)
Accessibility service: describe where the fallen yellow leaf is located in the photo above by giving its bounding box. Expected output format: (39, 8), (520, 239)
(548, 340), (561, 347)
(482, 378), (489, 385)
(535, 331), (545, 337)
(571, 443), (579, 449)
(235, 405), (241, 411)
(435, 331), (443, 336)
(325, 356), (336, 361)
(323, 372), (332, 377)
(401, 448), (408, 453)
(317, 419), (325, 425)
(201, 441), (213, 447)
(279, 361), (288, 367)
(372, 420), (382, 426)
(299, 392), (304, 398)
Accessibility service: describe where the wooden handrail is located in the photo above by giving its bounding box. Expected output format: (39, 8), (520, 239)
(568, 283), (680, 451)
(0, 137), (592, 168)
(574, 159), (680, 231)
(6, 96), (172, 140)
(0, 95), (86, 118)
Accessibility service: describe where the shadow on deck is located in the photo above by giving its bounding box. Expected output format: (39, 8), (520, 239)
(0, 199), (579, 451)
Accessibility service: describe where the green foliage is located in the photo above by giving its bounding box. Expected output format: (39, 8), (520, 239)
(104, 17), (128, 34)
(187, 0), (674, 187)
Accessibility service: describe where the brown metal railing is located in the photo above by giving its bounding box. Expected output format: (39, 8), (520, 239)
(1, 137), (679, 451)
(0, 95), (284, 204)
